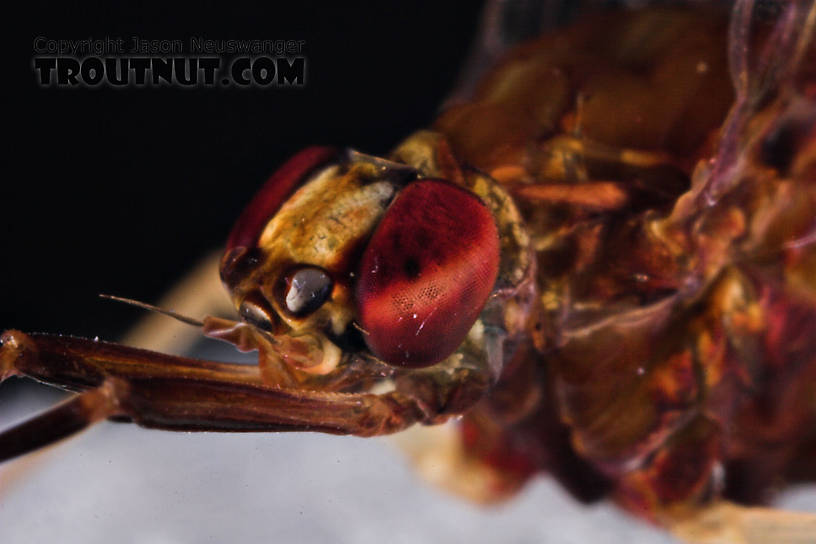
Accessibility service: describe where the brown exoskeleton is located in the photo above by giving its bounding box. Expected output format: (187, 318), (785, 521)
(2, 1), (815, 541)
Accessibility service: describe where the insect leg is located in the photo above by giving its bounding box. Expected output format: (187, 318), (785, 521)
(0, 382), (119, 462)
(0, 330), (263, 391)
(0, 331), (437, 463)
(508, 181), (630, 211)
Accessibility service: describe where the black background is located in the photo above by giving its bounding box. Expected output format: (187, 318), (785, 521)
(7, 2), (484, 341)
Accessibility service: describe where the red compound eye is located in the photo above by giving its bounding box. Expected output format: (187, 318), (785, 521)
(356, 180), (500, 368)
(225, 146), (337, 251)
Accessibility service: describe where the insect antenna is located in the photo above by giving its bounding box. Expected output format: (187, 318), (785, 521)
(98, 294), (205, 327)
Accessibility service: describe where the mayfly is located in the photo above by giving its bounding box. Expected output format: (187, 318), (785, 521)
(3, 1), (815, 542)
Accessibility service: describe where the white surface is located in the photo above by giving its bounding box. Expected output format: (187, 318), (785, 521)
(0, 400), (672, 544)
(1, 347), (813, 544)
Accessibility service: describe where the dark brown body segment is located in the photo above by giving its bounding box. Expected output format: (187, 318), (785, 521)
(437, 5), (816, 518)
